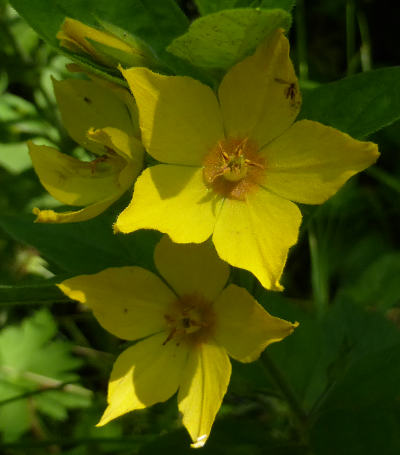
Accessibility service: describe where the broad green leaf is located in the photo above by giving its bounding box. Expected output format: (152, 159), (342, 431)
(167, 8), (291, 70)
(0, 281), (67, 307)
(0, 310), (91, 441)
(0, 204), (160, 275)
(311, 405), (400, 455)
(9, 0), (188, 54)
(260, 294), (400, 414)
(310, 345), (400, 455)
(340, 252), (400, 310)
(263, 296), (333, 411)
(300, 67), (400, 138)
(195, 0), (295, 15)
(309, 299), (400, 455)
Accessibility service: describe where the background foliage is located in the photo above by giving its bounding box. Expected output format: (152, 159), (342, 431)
(1, 0), (399, 454)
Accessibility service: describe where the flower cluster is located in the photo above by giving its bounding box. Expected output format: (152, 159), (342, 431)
(30, 20), (379, 447)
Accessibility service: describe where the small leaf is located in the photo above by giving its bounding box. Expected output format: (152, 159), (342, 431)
(300, 67), (400, 138)
(0, 142), (33, 174)
(0, 310), (91, 441)
(167, 8), (291, 70)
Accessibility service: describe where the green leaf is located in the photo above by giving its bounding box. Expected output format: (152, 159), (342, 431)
(195, 0), (295, 15)
(0, 142), (33, 174)
(167, 8), (291, 70)
(9, 0), (188, 54)
(340, 252), (400, 310)
(259, 0), (295, 10)
(0, 281), (67, 307)
(0, 205), (160, 275)
(0, 310), (91, 441)
(311, 406), (400, 455)
(309, 299), (400, 455)
(0, 384), (30, 442)
(264, 297), (333, 411)
(300, 67), (400, 138)
(138, 416), (296, 455)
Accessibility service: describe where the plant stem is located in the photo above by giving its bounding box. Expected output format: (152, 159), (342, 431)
(295, 0), (309, 81)
(0, 379), (87, 408)
(346, 0), (357, 75)
(357, 9), (372, 71)
(308, 222), (329, 317)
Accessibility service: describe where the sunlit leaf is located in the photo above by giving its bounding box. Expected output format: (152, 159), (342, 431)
(167, 8), (291, 70)
(0, 310), (91, 441)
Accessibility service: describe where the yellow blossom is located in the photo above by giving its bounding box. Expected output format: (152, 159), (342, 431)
(114, 28), (379, 291)
(58, 236), (297, 448)
(57, 17), (159, 69)
(29, 77), (144, 223)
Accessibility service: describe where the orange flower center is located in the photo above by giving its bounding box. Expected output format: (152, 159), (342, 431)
(203, 137), (265, 200)
(163, 294), (215, 346)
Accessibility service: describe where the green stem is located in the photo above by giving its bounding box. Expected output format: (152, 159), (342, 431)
(295, 0), (309, 81)
(260, 352), (308, 431)
(308, 222), (329, 316)
(346, 0), (357, 75)
(357, 9), (372, 71)
(0, 379), (87, 408)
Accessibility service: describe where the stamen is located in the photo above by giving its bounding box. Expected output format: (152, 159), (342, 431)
(203, 137), (266, 200)
(162, 294), (215, 346)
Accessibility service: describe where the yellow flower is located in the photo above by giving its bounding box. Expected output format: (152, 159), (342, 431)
(58, 236), (297, 448)
(114, 28), (379, 291)
(57, 18), (159, 69)
(29, 77), (144, 223)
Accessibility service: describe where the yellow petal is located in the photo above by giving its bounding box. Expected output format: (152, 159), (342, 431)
(154, 235), (229, 301)
(218, 28), (300, 149)
(178, 343), (231, 448)
(212, 188), (302, 291)
(87, 126), (144, 167)
(98, 333), (188, 426)
(58, 267), (176, 341)
(261, 119), (380, 204)
(121, 67), (224, 165)
(53, 78), (135, 155)
(65, 69), (141, 139)
(28, 142), (126, 206)
(115, 165), (222, 242)
(214, 284), (298, 363)
(32, 197), (118, 224)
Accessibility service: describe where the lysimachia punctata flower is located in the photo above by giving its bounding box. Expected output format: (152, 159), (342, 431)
(115, 28), (379, 291)
(58, 236), (297, 448)
(29, 77), (144, 223)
